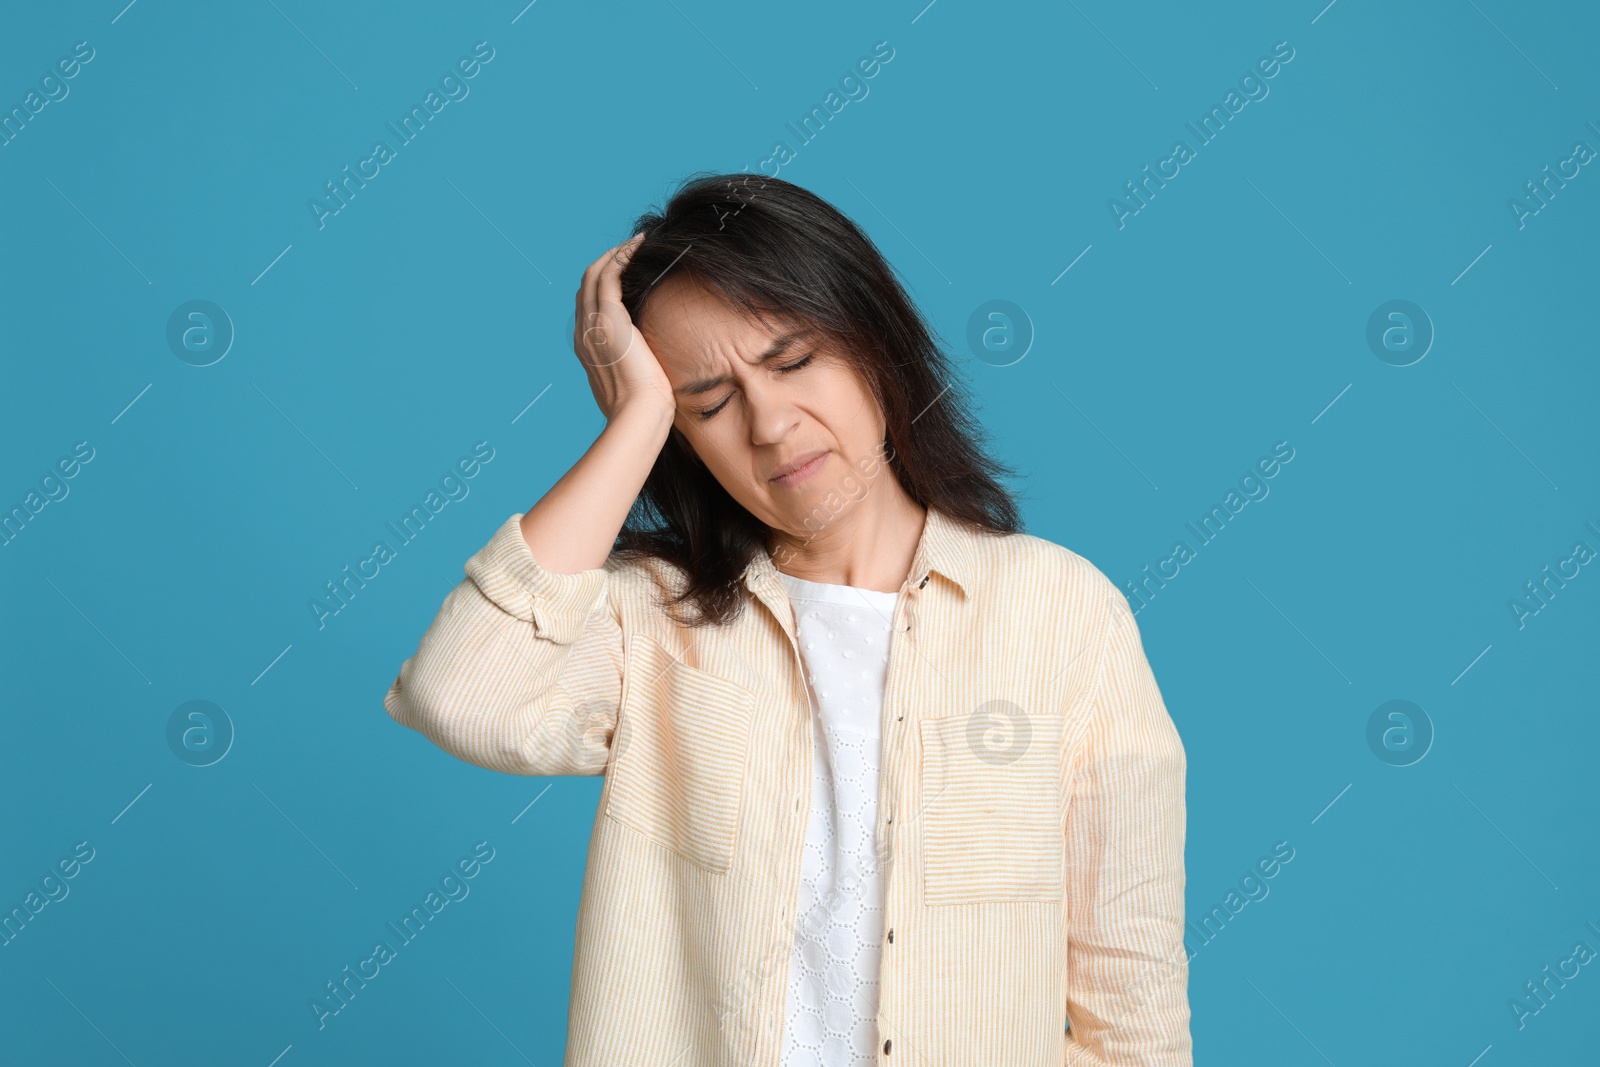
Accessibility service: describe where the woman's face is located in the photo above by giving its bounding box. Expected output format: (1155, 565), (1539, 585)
(638, 276), (886, 536)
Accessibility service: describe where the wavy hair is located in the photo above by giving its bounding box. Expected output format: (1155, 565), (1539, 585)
(613, 171), (1021, 627)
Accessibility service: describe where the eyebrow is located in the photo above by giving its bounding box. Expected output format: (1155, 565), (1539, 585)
(675, 329), (815, 397)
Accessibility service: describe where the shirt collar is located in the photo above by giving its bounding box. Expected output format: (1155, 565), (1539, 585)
(742, 504), (975, 598)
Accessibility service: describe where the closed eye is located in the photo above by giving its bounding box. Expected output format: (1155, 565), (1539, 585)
(694, 352), (814, 421)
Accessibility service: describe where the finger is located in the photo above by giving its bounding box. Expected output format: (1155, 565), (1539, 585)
(578, 243), (616, 328)
(574, 258), (600, 356)
(597, 232), (643, 309)
(591, 234), (644, 363)
(579, 235), (634, 314)
(577, 241), (625, 360)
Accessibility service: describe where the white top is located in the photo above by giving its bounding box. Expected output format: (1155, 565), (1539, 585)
(775, 570), (901, 1067)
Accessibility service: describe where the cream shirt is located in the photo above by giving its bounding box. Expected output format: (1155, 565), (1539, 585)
(384, 505), (1192, 1066)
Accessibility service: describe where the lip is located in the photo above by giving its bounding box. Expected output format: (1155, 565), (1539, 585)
(769, 449), (829, 487)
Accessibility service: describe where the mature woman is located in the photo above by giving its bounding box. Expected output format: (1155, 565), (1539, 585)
(383, 173), (1191, 1067)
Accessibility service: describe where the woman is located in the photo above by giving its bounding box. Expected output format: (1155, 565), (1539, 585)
(384, 173), (1191, 1067)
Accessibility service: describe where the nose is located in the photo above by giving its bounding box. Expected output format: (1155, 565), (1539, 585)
(745, 377), (801, 448)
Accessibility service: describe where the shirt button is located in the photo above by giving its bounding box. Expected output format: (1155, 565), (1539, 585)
(886, 928), (894, 943)
(883, 1038), (892, 1054)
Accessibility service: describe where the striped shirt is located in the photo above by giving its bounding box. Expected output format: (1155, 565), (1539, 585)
(383, 504), (1192, 1066)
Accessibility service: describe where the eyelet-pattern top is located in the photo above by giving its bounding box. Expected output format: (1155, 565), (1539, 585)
(775, 571), (900, 1067)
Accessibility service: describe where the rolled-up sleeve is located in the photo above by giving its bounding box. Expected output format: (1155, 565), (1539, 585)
(1063, 588), (1191, 1066)
(383, 512), (626, 777)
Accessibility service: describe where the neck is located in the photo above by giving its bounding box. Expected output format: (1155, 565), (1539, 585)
(769, 484), (926, 593)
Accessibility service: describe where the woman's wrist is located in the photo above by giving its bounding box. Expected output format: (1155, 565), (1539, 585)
(606, 398), (677, 440)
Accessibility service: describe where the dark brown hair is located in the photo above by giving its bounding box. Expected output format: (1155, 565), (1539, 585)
(613, 171), (1021, 627)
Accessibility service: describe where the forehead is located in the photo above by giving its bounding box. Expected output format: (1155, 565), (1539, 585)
(638, 278), (786, 366)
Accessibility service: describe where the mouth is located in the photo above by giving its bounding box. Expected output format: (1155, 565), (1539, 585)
(769, 449), (829, 487)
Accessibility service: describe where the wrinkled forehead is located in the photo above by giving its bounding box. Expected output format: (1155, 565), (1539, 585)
(639, 276), (805, 373)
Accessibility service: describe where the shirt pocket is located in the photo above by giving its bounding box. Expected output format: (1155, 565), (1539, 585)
(602, 633), (757, 874)
(918, 710), (1066, 905)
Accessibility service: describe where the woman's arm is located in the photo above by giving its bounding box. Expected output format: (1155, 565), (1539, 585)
(518, 231), (676, 573)
(382, 406), (672, 775)
(383, 234), (680, 775)
(516, 399), (674, 570)
(1063, 589), (1192, 1066)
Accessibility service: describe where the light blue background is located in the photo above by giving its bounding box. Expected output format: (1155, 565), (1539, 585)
(3, 1), (1597, 1064)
